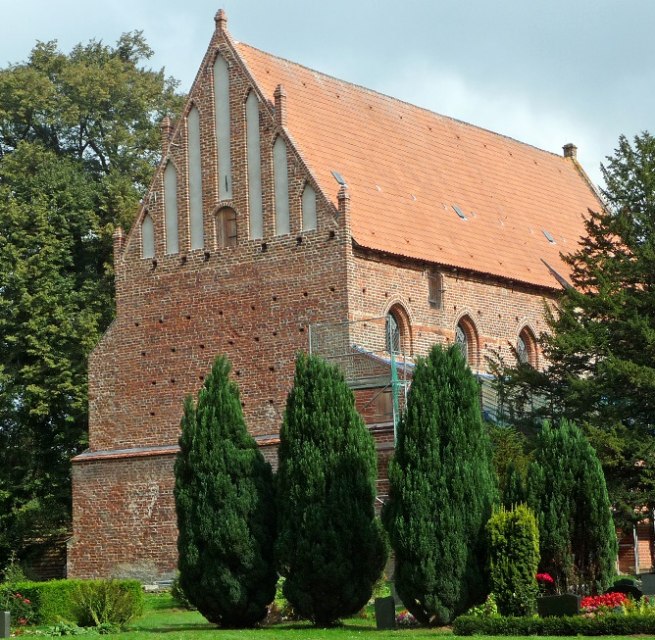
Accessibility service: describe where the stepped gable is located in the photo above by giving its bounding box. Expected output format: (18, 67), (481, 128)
(236, 41), (602, 289)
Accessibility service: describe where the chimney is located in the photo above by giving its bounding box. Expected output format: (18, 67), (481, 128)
(563, 143), (577, 159)
(274, 84), (287, 128)
(337, 185), (350, 216)
(215, 9), (227, 33)
(160, 116), (174, 156)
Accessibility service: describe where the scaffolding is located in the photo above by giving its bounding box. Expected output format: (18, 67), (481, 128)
(308, 316), (412, 441)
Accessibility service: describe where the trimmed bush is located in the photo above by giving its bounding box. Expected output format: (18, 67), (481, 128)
(454, 612), (655, 635)
(383, 344), (497, 625)
(276, 353), (387, 627)
(174, 356), (277, 628)
(73, 579), (144, 628)
(6, 579), (142, 626)
(486, 504), (539, 616)
(527, 419), (617, 593)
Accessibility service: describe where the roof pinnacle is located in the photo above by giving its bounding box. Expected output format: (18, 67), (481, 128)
(215, 8), (227, 32)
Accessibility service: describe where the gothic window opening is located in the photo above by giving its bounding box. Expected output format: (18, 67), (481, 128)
(385, 304), (411, 355)
(455, 315), (479, 367)
(141, 213), (155, 259)
(517, 326), (537, 367)
(217, 207), (237, 248)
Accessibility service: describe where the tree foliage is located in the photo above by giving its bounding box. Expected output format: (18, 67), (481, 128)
(0, 34), (183, 574)
(486, 504), (539, 617)
(275, 353), (387, 627)
(494, 132), (655, 524)
(174, 357), (276, 628)
(383, 344), (497, 626)
(527, 420), (617, 593)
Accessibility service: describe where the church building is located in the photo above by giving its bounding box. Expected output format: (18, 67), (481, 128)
(68, 9), (605, 579)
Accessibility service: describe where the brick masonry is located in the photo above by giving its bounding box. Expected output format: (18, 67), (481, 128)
(69, 13), (565, 579)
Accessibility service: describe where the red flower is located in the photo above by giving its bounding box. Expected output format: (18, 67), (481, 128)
(581, 592), (628, 613)
(536, 573), (554, 584)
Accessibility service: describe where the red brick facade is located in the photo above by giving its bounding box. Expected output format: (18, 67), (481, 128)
(68, 11), (597, 579)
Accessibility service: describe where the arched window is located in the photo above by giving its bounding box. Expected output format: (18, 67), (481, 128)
(141, 213), (154, 259)
(273, 136), (290, 235)
(216, 207), (237, 248)
(187, 105), (204, 250)
(385, 305), (411, 355)
(301, 182), (317, 231)
(455, 315), (479, 367)
(427, 269), (444, 309)
(245, 90), (263, 239)
(517, 326), (537, 367)
(213, 54), (232, 200)
(164, 161), (179, 254)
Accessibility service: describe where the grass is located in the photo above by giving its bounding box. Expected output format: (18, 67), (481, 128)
(103, 594), (640, 640)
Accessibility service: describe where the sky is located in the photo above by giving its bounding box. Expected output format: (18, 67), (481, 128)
(2, 0), (653, 189)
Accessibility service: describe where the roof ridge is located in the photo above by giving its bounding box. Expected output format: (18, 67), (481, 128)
(235, 41), (566, 162)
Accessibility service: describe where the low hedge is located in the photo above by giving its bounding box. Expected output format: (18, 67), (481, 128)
(8, 579), (143, 626)
(453, 613), (655, 636)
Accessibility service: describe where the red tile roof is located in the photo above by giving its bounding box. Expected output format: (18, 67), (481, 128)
(236, 42), (602, 289)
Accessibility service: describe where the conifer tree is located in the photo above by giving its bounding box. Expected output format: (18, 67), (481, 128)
(383, 344), (497, 626)
(275, 353), (387, 627)
(174, 356), (276, 628)
(527, 420), (617, 593)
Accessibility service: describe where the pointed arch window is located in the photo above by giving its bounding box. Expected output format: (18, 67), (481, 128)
(273, 136), (290, 235)
(517, 326), (538, 367)
(164, 161), (179, 254)
(245, 90), (263, 239)
(385, 304), (411, 355)
(301, 183), (317, 231)
(187, 105), (204, 250)
(216, 207), (237, 248)
(141, 213), (155, 259)
(455, 316), (479, 367)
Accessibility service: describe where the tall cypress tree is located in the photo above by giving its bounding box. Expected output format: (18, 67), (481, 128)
(174, 356), (276, 628)
(527, 420), (617, 593)
(275, 353), (387, 627)
(383, 344), (497, 626)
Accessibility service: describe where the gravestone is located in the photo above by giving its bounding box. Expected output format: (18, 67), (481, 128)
(374, 596), (396, 630)
(1, 612), (9, 639)
(537, 594), (581, 617)
(640, 574), (655, 596)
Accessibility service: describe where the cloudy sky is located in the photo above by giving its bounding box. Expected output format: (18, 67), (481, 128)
(2, 1), (653, 188)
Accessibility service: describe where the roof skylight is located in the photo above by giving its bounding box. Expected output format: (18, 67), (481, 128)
(542, 229), (555, 243)
(452, 205), (467, 220)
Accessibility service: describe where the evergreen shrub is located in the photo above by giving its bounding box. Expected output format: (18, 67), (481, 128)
(276, 353), (387, 627)
(383, 344), (497, 625)
(486, 504), (539, 616)
(174, 356), (277, 627)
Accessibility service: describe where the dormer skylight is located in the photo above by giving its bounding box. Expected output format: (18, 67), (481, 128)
(542, 229), (555, 243)
(452, 205), (467, 220)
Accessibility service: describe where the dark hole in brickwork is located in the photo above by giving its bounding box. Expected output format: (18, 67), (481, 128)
(241, 401), (245, 407)
(135, 322), (140, 327)
(261, 243), (268, 252)
(273, 331), (277, 336)
(299, 327), (305, 333)
(269, 399), (274, 404)
(204, 251), (211, 261)
(171, 347), (176, 352)
(199, 375), (205, 381)
(159, 318), (164, 324)
(152, 259), (158, 269)
(200, 344), (205, 349)
(150, 412), (155, 416)
(272, 295), (277, 301)
(254, 337), (260, 342)
(228, 340), (234, 345)
(385, 292), (389, 297)
(236, 370), (241, 376)
(170, 378), (175, 383)
(251, 305), (256, 310)
(408, 297), (412, 302)
(186, 315), (191, 320)
(219, 310), (223, 316)
(181, 255), (187, 264)
(269, 366), (275, 372)
(329, 230), (335, 239)
(152, 381), (156, 385)
(303, 292), (308, 297)
(296, 236), (303, 245)
(141, 351), (146, 357)
(362, 288), (366, 293)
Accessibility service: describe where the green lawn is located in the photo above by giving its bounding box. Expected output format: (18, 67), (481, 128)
(105, 594), (642, 640)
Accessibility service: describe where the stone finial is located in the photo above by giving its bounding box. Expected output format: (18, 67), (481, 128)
(160, 116), (174, 156)
(113, 226), (125, 257)
(337, 184), (350, 215)
(215, 9), (227, 32)
(274, 84), (287, 127)
(563, 143), (578, 159)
